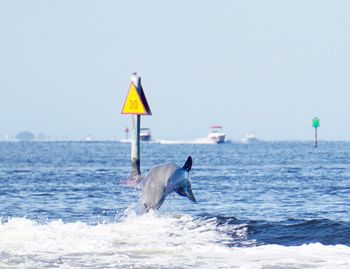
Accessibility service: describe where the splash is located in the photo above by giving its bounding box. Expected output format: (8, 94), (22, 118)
(0, 215), (349, 268)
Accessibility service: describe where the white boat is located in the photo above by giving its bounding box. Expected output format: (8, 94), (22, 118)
(140, 128), (152, 141)
(241, 132), (258, 143)
(208, 125), (226, 144)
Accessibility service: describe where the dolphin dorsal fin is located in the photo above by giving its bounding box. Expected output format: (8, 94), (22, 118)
(183, 156), (192, 172)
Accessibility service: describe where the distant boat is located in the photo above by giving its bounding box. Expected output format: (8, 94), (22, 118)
(208, 125), (226, 144)
(241, 132), (258, 143)
(140, 128), (152, 141)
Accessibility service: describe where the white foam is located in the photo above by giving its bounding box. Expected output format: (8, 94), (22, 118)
(0, 215), (349, 268)
(154, 138), (217, 144)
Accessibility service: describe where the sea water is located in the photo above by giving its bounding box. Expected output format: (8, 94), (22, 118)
(0, 141), (349, 268)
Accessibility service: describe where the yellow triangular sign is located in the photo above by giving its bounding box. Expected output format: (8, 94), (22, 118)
(121, 82), (147, 115)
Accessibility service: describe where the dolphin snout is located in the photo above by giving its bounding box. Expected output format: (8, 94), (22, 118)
(176, 184), (196, 203)
(187, 187), (196, 203)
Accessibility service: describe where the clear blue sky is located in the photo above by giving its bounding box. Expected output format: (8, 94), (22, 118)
(1, 0), (349, 141)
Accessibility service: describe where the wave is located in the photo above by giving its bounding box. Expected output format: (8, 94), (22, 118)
(202, 215), (350, 247)
(0, 214), (350, 268)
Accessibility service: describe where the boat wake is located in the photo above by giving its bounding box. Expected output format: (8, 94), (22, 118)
(154, 138), (222, 144)
(1, 213), (349, 268)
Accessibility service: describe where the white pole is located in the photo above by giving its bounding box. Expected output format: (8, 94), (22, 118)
(130, 73), (141, 176)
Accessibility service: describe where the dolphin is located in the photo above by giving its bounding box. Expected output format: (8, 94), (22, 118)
(140, 156), (196, 213)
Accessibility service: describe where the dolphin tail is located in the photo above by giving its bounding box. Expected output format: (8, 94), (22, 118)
(183, 156), (192, 172)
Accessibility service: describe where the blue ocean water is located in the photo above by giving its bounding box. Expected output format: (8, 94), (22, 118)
(0, 141), (350, 268)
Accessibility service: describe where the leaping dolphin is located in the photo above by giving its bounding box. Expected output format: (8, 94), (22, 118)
(140, 156), (196, 213)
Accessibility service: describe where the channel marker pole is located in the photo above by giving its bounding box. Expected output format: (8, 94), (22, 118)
(121, 72), (152, 178)
(312, 117), (320, 148)
(131, 73), (141, 175)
